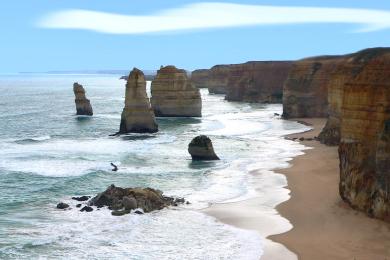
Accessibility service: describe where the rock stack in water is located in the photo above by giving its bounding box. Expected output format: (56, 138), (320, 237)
(73, 83), (93, 116)
(188, 135), (219, 160)
(151, 66), (202, 117)
(118, 68), (158, 134)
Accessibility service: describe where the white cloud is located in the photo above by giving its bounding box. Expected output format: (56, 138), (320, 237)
(37, 2), (390, 34)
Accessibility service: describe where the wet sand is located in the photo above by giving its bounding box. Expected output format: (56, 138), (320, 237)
(204, 118), (390, 260)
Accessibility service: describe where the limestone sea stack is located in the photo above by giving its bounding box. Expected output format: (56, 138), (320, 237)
(188, 135), (219, 160)
(335, 48), (390, 221)
(118, 68), (158, 134)
(73, 83), (93, 116)
(151, 65), (202, 117)
(208, 65), (231, 94)
(282, 56), (344, 118)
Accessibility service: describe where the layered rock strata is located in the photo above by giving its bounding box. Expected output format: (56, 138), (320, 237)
(118, 68), (158, 134)
(191, 69), (210, 88)
(336, 48), (390, 221)
(151, 66), (202, 117)
(207, 65), (231, 94)
(188, 135), (219, 160)
(73, 83), (93, 116)
(282, 56), (344, 118)
(225, 61), (292, 103)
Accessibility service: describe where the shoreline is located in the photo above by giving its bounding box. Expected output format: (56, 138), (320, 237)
(203, 118), (390, 259)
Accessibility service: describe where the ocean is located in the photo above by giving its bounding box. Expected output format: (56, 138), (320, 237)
(0, 74), (309, 259)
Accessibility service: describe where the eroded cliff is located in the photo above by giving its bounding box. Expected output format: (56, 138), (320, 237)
(282, 56), (344, 118)
(73, 83), (93, 116)
(191, 69), (209, 89)
(337, 48), (390, 221)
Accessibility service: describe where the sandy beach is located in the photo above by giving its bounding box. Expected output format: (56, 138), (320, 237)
(205, 118), (390, 260)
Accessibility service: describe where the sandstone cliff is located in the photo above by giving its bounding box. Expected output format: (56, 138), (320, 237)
(73, 83), (93, 116)
(282, 56), (344, 118)
(335, 48), (390, 221)
(118, 68), (158, 134)
(191, 69), (209, 88)
(151, 65), (202, 117)
(225, 61), (292, 103)
(207, 65), (231, 94)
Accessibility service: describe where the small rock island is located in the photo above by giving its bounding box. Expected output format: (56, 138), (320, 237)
(188, 135), (220, 160)
(73, 82), (93, 116)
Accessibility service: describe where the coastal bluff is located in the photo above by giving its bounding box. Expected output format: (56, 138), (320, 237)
(151, 65), (202, 117)
(282, 55), (344, 118)
(118, 68), (158, 134)
(335, 48), (390, 221)
(193, 61), (292, 101)
(73, 83), (93, 116)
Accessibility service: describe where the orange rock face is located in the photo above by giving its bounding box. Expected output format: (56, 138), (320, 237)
(282, 56), (344, 118)
(337, 48), (390, 221)
(225, 61), (292, 103)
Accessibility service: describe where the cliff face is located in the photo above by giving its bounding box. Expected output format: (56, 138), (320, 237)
(191, 69), (209, 89)
(73, 83), (93, 116)
(119, 68), (158, 134)
(282, 56), (344, 118)
(151, 66), (202, 117)
(225, 61), (292, 103)
(337, 48), (390, 221)
(208, 65), (231, 94)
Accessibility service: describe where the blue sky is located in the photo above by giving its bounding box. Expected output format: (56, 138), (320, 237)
(1, 0), (390, 73)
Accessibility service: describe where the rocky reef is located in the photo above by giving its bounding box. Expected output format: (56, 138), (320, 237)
(282, 56), (344, 118)
(188, 135), (219, 160)
(191, 69), (210, 88)
(73, 83), (93, 116)
(336, 48), (390, 221)
(90, 185), (185, 215)
(151, 65), (202, 117)
(224, 61), (292, 103)
(118, 68), (158, 134)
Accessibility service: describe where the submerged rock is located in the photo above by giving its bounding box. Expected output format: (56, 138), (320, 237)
(188, 135), (220, 160)
(118, 68), (158, 134)
(89, 184), (183, 215)
(151, 65), (202, 117)
(72, 196), (90, 202)
(73, 83), (93, 116)
(80, 206), (93, 212)
(56, 202), (69, 209)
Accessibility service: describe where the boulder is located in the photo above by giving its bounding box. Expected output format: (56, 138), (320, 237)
(151, 65), (202, 117)
(56, 202), (69, 209)
(89, 184), (183, 215)
(80, 206), (93, 212)
(188, 135), (220, 160)
(73, 83), (93, 116)
(118, 68), (158, 134)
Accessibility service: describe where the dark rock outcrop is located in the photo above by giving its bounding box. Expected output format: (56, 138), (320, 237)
(151, 66), (202, 117)
(56, 202), (69, 209)
(282, 56), (345, 118)
(73, 83), (93, 116)
(336, 48), (390, 221)
(72, 196), (90, 202)
(188, 135), (220, 160)
(89, 184), (184, 215)
(118, 68), (158, 134)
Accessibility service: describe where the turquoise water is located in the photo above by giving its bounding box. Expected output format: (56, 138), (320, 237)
(0, 74), (309, 259)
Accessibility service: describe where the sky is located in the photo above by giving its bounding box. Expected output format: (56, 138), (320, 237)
(1, 0), (390, 73)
